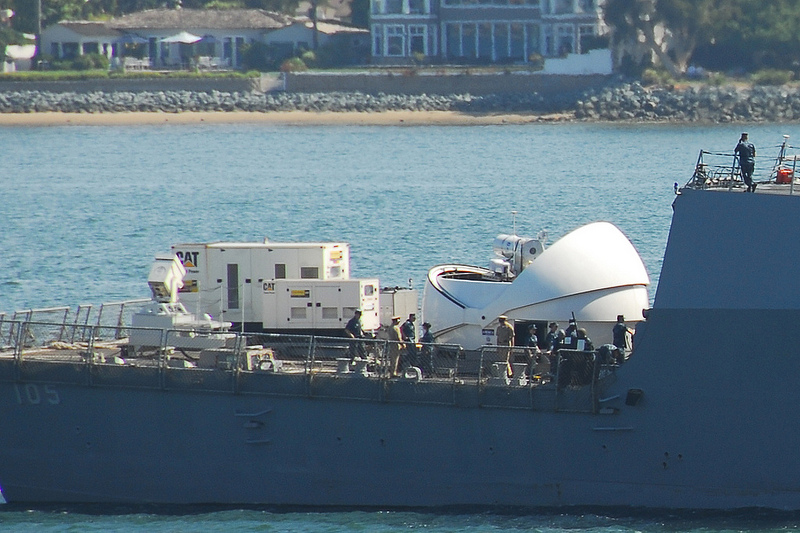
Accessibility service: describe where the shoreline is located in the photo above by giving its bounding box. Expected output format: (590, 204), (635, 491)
(0, 110), (575, 127)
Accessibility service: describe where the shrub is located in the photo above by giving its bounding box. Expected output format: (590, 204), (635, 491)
(706, 72), (726, 86)
(241, 42), (278, 72)
(300, 50), (317, 68)
(641, 68), (672, 86)
(751, 69), (793, 86)
(280, 57), (307, 72)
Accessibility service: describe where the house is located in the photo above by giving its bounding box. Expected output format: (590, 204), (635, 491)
(369, 0), (611, 71)
(108, 9), (291, 69)
(263, 19), (369, 62)
(41, 21), (122, 61)
(43, 9), (360, 70)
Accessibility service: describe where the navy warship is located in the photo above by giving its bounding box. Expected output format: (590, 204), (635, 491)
(1, 141), (799, 509)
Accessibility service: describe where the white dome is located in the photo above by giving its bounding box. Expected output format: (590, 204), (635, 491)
(486, 222), (649, 315)
(422, 222), (650, 350)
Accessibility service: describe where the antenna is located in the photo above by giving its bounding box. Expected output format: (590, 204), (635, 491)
(511, 210), (518, 236)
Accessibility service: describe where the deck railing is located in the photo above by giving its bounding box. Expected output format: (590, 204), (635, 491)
(0, 319), (618, 413)
(685, 137), (800, 193)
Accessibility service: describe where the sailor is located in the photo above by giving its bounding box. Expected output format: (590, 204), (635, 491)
(401, 313), (418, 367)
(612, 314), (633, 356)
(388, 316), (404, 377)
(548, 328), (566, 377)
(562, 318), (578, 349)
(496, 315), (515, 376)
(544, 322), (559, 352)
(575, 328), (594, 352)
(597, 343), (623, 366)
(525, 323), (542, 376)
(565, 317), (578, 339)
(345, 309), (364, 361)
(735, 132), (757, 192)
(420, 322), (434, 375)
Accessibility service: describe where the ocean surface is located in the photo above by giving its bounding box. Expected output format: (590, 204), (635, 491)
(2, 119), (800, 531)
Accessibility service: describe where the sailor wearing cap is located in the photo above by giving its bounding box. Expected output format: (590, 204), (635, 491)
(545, 322), (559, 352)
(735, 132), (757, 192)
(345, 309), (364, 361)
(496, 315), (515, 376)
(401, 313), (418, 365)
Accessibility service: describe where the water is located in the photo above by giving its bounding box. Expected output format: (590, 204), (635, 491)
(1, 120), (799, 530)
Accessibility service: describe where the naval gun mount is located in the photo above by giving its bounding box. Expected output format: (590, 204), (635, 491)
(129, 254), (234, 353)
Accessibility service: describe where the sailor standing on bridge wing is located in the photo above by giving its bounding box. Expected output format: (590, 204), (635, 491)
(735, 132), (757, 192)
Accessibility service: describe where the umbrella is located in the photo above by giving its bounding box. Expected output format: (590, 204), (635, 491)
(119, 33), (148, 44)
(160, 31), (202, 44)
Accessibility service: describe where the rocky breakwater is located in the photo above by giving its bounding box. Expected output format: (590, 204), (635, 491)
(2, 83), (800, 121)
(0, 90), (550, 114)
(576, 83), (800, 122)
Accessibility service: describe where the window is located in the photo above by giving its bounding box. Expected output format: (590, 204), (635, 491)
(579, 25), (603, 53)
(386, 26), (405, 56)
(275, 264), (286, 279)
(527, 24), (540, 57)
(554, 0), (572, 13)
(82, 42), (99, 55)
(409, 0), (425, 13)
(62, 42), (79, 59)
(409, 26), (426, 54)
(494, 24), (509, 61)
(385, 0), (402, 13)
(446, 24), (461, 58)
(510, 23), (524, 60)
(300, 267), (320, 279)
(227, 264), (239, 309)
(461, 24), (476, 58)
(478, 23), (492, 60)
(557, 25), (574, 55)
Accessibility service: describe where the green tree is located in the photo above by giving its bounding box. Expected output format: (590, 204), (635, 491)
(604, 0), (734, 78)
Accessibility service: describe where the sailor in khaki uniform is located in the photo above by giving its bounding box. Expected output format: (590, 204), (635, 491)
(496, 315), (514, 376)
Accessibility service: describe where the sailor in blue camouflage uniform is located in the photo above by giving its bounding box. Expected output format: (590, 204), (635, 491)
(401, 313), (418, 368)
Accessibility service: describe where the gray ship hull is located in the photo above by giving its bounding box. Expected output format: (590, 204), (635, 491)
(2, 188), (800, 509)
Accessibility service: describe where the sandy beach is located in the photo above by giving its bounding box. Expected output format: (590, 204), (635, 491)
(0, 110), (569, 126)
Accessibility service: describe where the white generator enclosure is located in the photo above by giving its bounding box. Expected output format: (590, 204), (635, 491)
(380, 287), (419, 326)
(262, 279), (381, 333)
(170, 240), (350, 329)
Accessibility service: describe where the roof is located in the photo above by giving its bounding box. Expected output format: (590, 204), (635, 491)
(297, 19), (369, 35)
(110, 8), (292, 31)
(57, 21), (122, 37)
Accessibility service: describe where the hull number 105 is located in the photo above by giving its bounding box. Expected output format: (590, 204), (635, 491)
(13, 384), (61, 405)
